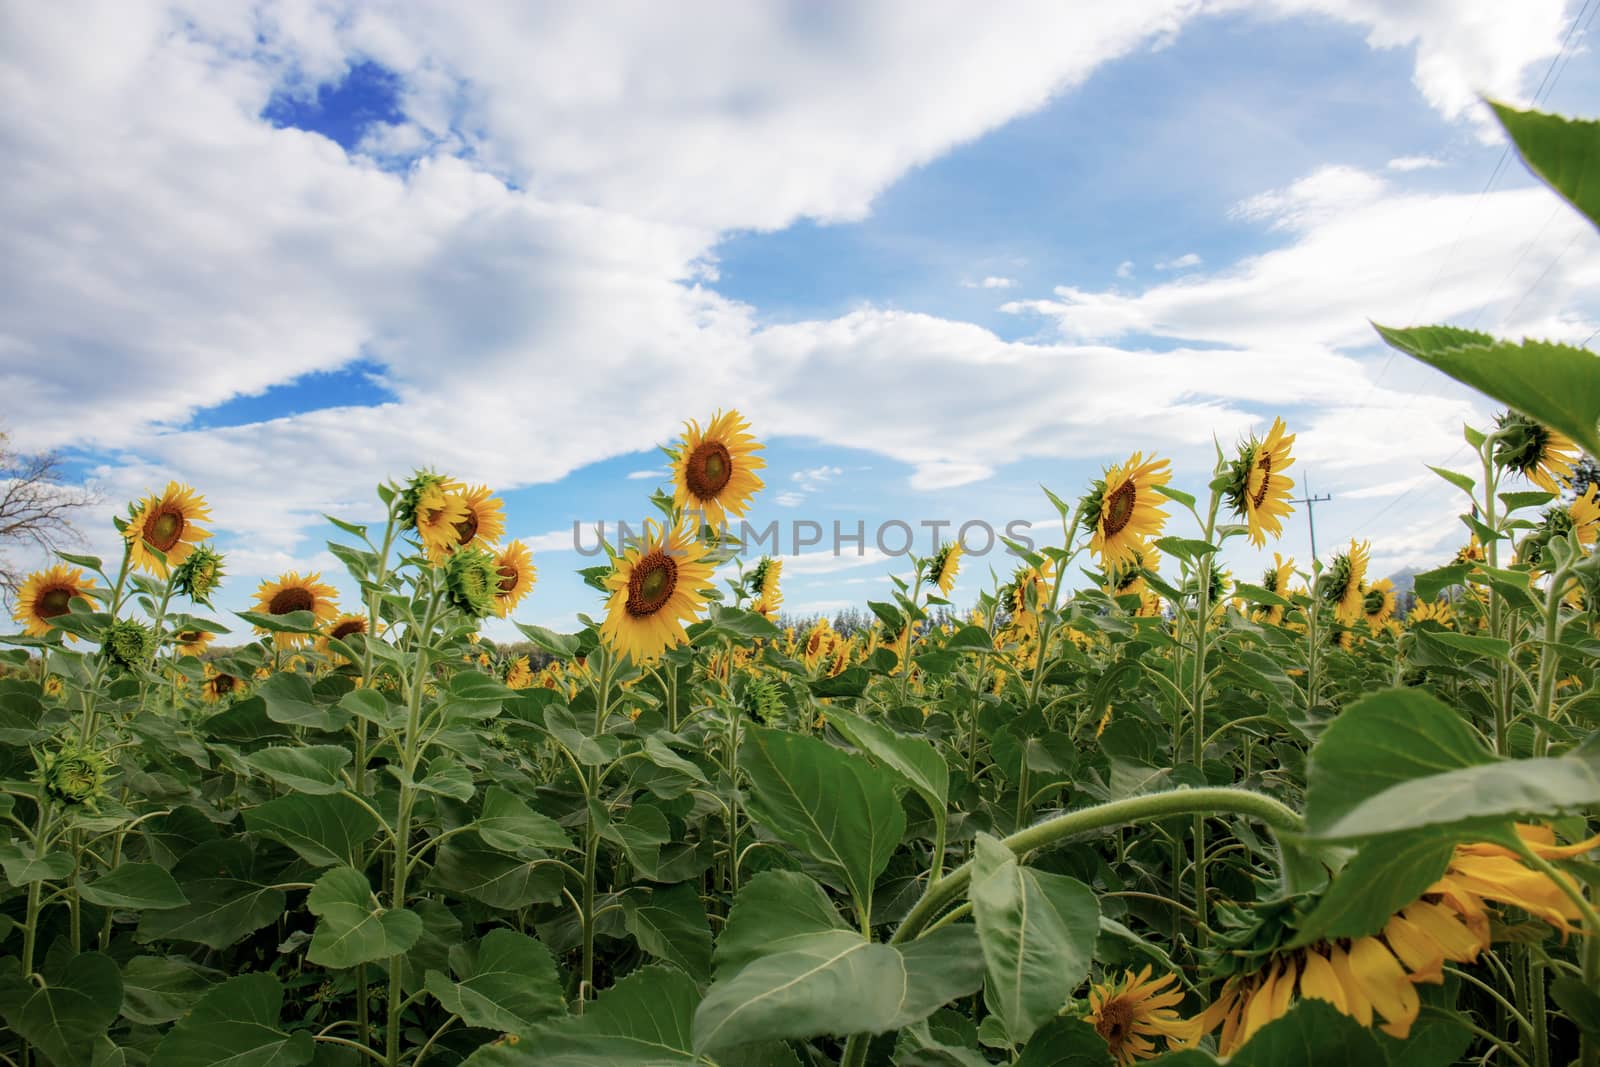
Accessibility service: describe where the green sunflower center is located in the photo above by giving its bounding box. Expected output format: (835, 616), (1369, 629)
(1364, 588), (1387, 615)
(145, 507), (184, 551)
(37, 586), (74, 619)
(626, 551), (678, 617)
(1102, 479), (1137, 536)
(685, 441), (733, 499)
(268, 587), (315, 615)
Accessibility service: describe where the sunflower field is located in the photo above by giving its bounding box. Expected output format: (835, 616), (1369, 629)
(3, 104), (1600, 1067)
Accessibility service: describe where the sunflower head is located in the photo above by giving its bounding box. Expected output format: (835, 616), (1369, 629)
(1494, 411), (1578, 494)
(1254, 554), (1295, 625)
(1408, 599), (1453, 627)
(1320, 540), (1369, 626)
(173, 627), (215, 658)
(35, 739), (112, 810)
(400, 471), (469, 563)
(741, 677), (786, 723)
(489, 541), (537, 618)
(1224, 418), (1296, 548)
(172, 544), (226, 605)
(103, 619), (155, 671)
(1085, 966), (1193, 1065)
(600, 519), (715, 665)
(451, 485), (506, 552)
(671, 410), (766, 528)
(124, 482), (213, 576)
(1084, 452), (1171, 567)
(1104, 544), (1161, 598)
(12, 564), (96, 639)
(1362, 578), (1396, 632)
(202, 665), (243, 703)
(446, 547), (501, 619)
(252, 571), (340, 648)
(746, 556), (784, 611)
(505, 654), (534, 690)
(928, 542), (963, 596)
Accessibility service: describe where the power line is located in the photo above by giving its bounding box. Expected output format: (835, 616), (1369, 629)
(1291, 476), (1333, 561)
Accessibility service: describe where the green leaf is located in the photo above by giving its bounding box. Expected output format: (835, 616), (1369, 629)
(0, 950), (122, 1067)
(241, 745), (351, 795)
(1412, 563), (1473, 602)
(425, 929), (565, 1032)
(809, 666), (868, 698)
(254, 671), (350, 732)
(713, 872), (852, 975)
(119, 956), (216, 1026)
(150, 972), (315, 1067)
(969, 833), (1101, 1044)
(1306, 688), (1600, 840)
(1292, 832), (1454, 943)
(1151, 484), (1197, 509)
(1373, 323), (1600, 461)
(79, 862), (188, 910)
(1013, 1017), (1113, 1066)
(428, 834), (565, 910)
(0, 842), (73, 885)
(1427, 465), (1474, 496)
(244, 792), (379, 868)
(234, 608), (321, 633)
(623, 883), (714, 981)
(477, 786), (574, 853)
(739, 726), (906, 922)
(1231, 582), (1288, 608)
(1491, 102), (1600, 232)
(135, 845), (287, 950)
(1146, 999), (1383, 1065)
(825, 708), (949, 816)
(1499, 490), (1555, 513)
(1552, 975), (1600, 1037)
(323, 513), (369, 540)
(306, 865), (423, 968)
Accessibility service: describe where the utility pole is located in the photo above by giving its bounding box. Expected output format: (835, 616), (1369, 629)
(1293, 476), (1333, 561)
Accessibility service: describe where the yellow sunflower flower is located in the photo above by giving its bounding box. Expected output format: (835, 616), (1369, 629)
(672, 409), (766, 528)
(748, 557), (783, 616)
(1254, 553), (1295, 626)
(1085, 966), (1194, 1064)
(317, 613), (377, 661)
(413, 479), (469, 564)
(1495, 411), (1578, 494)
(12, 564), (96, 639)
(1569, 484), (1599, 548)
(252, 571), (339, 648)
(124, 482), (213, 577)
(801, 618), (837, 672)
(1322, 540), (1369, 626)
(173, 628), (215, 658)
(1007, 559), (1057, 635)
(1226, 418), (1296, 547)
(202, 666), (244, 704)
(1087, 452), (1171, 567)
(1105, 544), (1162, 600)
(451, 485), (506, 552)
(600, 519), (714, 665)
(928, 542), (962, 596)
(1362, 578), (1396, 632)
(491, 541), (537, 618)
(506, 654), (533, 690)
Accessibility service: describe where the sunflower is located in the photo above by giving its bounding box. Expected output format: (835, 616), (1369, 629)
(1225, 418), (1296, 548)
(124, 482), (213, 576)
(506, 655), (533, 690)
(1255, 554), (1295, 626)
(1453, 535), (1486, 566)
(1408, 599), (1453, 628)
(451, 485), (506, 552)
(172, 543), (225, 604)
(1006, 559), (1056, 635)
(411, 477), (469, 564)
(1362, 578), (1396, 632)
(252, 571), (339, 648)
(1086, 453), (1171, 567)
(202, 665), (243, 704)
(485, 540), (537, 618)
(1085, 966), (1194, 1064)
(747, 557), (783, 614)
(13, 564), (96, 639)
(317, 613), (375, 660)
(446, 548), (501, 618)
(671, 409), (766, 528)
(1427, 823), (1600, 939)
(1495, 411), (1578, 494)
(928, 542), (962, 596)
(173, 628), (215, 658)
(1321, 540), (1369, 626)
(600, 519), (715, 665)
(1105, 544), (1162, 600)
(801, 619), (837, 672)
(42, 675), (63, 698)
(1568, 484), (1599, 548)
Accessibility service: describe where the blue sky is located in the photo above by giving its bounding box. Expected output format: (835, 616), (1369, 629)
(4, 1), (1600, 639)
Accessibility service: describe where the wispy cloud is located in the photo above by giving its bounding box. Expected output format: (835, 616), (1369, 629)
(963, 275), (1016, 289)
(1154, 252), (1202, 271)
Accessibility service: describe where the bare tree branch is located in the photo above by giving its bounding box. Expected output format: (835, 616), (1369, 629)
(0, 428), (101, 603)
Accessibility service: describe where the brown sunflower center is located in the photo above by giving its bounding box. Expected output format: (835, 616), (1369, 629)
(496, 564), (519, 593)
(177, 630), (201, 644)
(684, 441), (733, 499)
(1250, 454), (1274, 509)
(213, 673), (236, 694)
(454, 510), (479, 545)
(144, 506), (185, 552)
(625, 551), (678, 617)
(268, 587), (315, 615)
(1095, 995), (1135, 1048)
(1102, 479), (1137, 536)
(37, 586), (75, 619)
(330, 618), (367, 640)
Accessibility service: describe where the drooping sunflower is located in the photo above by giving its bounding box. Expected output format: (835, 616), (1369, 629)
(1255, 553), (1295, 626)
(202, 665), (244, 703)
(600, 519), (715, 665)
(13, 564), (96, 639)
(124, 482), (213, 576)
(1362, 578), (1396, 632)
(172, 543), (225, 604)
(928, 542), (962, 596)
(490, 540), (537, 618)
(1321, 540), (1369, 626)
(1225, 418), (1296, 548)
(801, 619), (837, 672)
(747, 556), (783, 615)
(173, 627), (215, 658)
(1104, 544), (1162, 600)
(409, 476), (470, 564)
(1086, 453), (1171, 567)
(1408, 599), (1454, 628)
(505, 655), (534, 690)
(451, 485), (506, 552)
(1084, 966), (1195, 1065)
(1495, 410), (1578, 494)
(252, 571), (339, 648)
(671, 409), (766, 528)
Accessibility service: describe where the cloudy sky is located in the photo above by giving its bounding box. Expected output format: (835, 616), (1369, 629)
(4, 0), (1599, 636)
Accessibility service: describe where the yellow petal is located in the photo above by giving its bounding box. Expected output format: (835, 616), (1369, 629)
(1404, 900), (1485, 962)
(1327, 944), (1373, 1027)
(1384, 914), (1445, 984)
(1239, 967), (1282, 1048)
(1298, 950), (1348, 1013)
(1348, 937), (1420, 1039)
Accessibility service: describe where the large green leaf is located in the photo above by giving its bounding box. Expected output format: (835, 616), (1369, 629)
(969, 833), (1101, 1044)
(1305, 688), (1600, 839)
(477, 786), (575, 852)
(623, 883), (713, 981)
(1147, 999), (1383, 1065)
(79, 861), (188, 910)
(135, 848), (286, 952)
(241, 745), (351, 795)
(0, 950), (122, 1067)
(427, 834), (565, 909)
(244, 792), (379, 868)
(119, 956), (217, 1026)
(306, 865), (423, 968)
(254, 670), (350, 732)
(1492, 102), (1600, 231)
(0, 842), (73, 885)
(1013, 1017), (1113, 1066)
(425, 929), (565, 1032)
(1373, 324), (1600, 460)
(713, 870), (850, 975)
(739, 726), (906, 921)
(825, 708), (949, 815)
(150, 972), (315, 1067)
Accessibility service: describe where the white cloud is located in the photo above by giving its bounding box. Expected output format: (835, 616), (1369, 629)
(625, 469), (667, 480)
(1116, 260), (1135, 279)
(964, 275), (1017, 289)
(1154, 252), (1203, 270)
(775, 491), (807, 508)
(1387, 154), (1444, 171)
